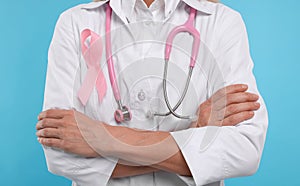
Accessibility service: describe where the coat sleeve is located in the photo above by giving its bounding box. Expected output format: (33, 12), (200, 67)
(42, 9), (117, 186)
(170, 8), (268, 186)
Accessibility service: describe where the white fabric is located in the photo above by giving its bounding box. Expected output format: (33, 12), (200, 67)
(42, 0), (268, 186)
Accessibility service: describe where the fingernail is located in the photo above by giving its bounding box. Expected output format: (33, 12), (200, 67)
(254, 102), (260, 107)
(242, 85), (248, 89)
(249, 111), (254, 115)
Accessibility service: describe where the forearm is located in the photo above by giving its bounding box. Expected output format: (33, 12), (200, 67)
(104, 125), (191, 176)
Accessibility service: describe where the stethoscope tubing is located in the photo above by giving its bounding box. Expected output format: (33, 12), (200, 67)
(105, 3), (200, 122)
(153, 61), (194, 120)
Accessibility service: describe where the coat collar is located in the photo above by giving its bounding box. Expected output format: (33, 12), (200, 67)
(82, 0), (128, 23)
(81, 0), (215, 15)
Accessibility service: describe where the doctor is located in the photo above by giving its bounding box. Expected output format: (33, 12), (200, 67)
(36, 0), (268, 185)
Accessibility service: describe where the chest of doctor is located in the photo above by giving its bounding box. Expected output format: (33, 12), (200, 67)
(72, 3), (222, 132)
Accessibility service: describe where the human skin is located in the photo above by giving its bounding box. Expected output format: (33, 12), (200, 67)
(36, 84), (260, 178)
(142, 0), (219, 7)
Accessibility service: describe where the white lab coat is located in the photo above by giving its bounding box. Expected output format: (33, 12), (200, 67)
(42, 0), (268, 185)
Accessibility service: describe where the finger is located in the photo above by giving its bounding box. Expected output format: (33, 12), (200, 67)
(214, 92), (259, 110)
(36, 128), (61, 138)
(36, 118), (62, 130)
(210, 84), (248, 103)
(222, 111), (255, 126)
(199, 84), (249, 112)
(38, 137), (63, 149)
(38, 109), (73, 120)
(223, 102), (260, 118)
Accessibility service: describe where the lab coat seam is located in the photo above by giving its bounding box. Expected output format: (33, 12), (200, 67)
(57, 10), (81, 109)
(70, 11), (79, 109)
(221, 148), (229, 179)
(215, 11), (244, 56)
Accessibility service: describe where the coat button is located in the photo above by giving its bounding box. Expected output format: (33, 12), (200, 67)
(137, 89), (146, 101)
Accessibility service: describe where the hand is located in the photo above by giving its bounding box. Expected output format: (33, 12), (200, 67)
(36, 109), (100, 157)
(191, 84), (260, 128)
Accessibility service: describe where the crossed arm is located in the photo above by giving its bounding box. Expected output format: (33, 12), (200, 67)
(36, 84), (260, 178)
(105, 126), (191, 177)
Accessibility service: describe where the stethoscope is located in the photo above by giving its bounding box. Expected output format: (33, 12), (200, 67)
(105, 4), (200, 123)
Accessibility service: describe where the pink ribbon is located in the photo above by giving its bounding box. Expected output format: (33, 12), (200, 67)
(78, 29), (107, 106)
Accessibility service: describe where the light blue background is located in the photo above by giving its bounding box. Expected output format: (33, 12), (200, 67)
(0, 0), (299, 185)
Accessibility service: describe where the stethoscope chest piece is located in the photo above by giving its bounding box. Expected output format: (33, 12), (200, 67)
(114, 105), (132, 123)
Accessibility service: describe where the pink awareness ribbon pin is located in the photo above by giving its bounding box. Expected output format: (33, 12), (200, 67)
(78, 29), (107, 106)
